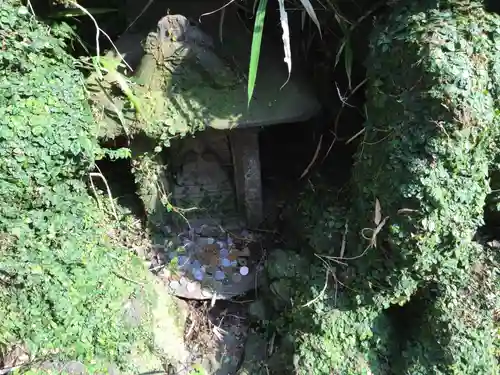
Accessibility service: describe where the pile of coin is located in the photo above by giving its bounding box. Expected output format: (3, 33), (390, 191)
(165, 228), (252, 292)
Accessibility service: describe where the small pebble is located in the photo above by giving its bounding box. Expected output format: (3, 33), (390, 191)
(240, 266), (249, 276)
(194, 270), (204, 281)
(219, 248), (229, 257)
(232, 273), (242, 283)
(214, 270), (225, 281)
(221, 258), (231, 267)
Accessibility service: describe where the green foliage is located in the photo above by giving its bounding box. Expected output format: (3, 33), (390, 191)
(0, 1), (150, 370)
(348, 0), (500, 306)
(279, 1), (500, 373)
(343, 0), (500, 372)
(95, 146), (132, 161)
(247, 0), (320, 106)
(291, 304), (391, 375)
(247, 0), (267, 106)
(399, 283), (498, 374)
(263, 250), (392, 375)
(293, 175), (348, 255)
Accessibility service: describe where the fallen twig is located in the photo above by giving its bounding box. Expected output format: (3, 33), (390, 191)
(299, 133), (323, 179)
(89, 171), (119, 221)
(301, 267), (329, 308)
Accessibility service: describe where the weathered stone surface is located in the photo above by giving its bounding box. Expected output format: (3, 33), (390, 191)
(170, 133), (237, 220)
(91, 6), (320, 140)
(230, 128), (263, 228)
(89, 7), (320, 232)
(127, 276), (191, 374)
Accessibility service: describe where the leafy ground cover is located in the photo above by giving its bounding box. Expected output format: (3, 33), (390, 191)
(0, 2), (154, 372)
(1, 0), (499, 374)
(281, 0), (500, 374)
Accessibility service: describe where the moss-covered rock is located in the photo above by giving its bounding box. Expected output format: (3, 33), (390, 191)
(340, 0), (500, 373)
(125, 276), (190, 374)
(0, 2), (187, 373)
(346, 0), (500, 307)
(398, 285), (498, 374)
(278, 1), (500, 373)
(263, 250), (392, 375)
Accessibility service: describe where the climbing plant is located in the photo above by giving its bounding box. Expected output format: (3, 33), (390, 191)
(283, 0), (500, 373)
(0, 1), (151, 371)
(343, 0), (499, 372)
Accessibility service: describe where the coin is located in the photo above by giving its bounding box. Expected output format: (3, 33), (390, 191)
(193, 269), (204, 281)
(214, 270), (225, 281)
(240, 266), (249, 276)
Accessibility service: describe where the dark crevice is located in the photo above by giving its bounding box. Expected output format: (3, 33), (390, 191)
(385, 284), (444, 374)
(92, 155), (146, 221)
(485, 0), (500, 16)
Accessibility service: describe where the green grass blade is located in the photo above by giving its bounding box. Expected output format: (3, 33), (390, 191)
(334, 13), (352, 90)
(49, 8), (117, 18)
(247, 0), (268, 107)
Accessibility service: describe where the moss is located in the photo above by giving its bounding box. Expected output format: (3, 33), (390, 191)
(0, 2), (160, 371)
(263, 250), (392, 375)
(341, 0), (500, 372)
(87, 31), (245, 143)
(346, 0), (500, 307)
(278, 1), (500, 373)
